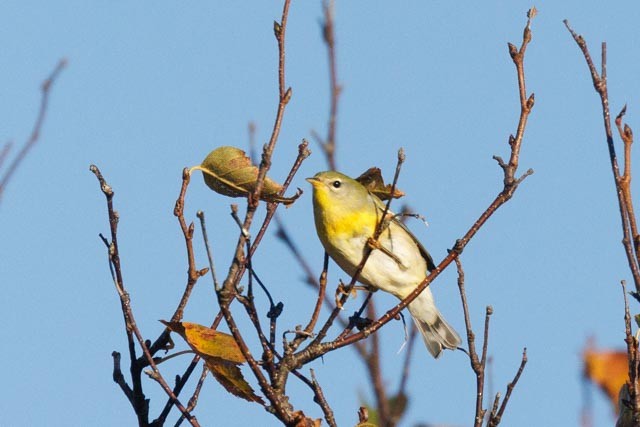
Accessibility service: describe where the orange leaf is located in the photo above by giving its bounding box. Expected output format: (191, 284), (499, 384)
(161, 321), (246, 364)
(206, 357), (264, 404)
(583, 348), (629, 412)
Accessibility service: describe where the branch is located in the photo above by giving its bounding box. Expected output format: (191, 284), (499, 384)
(0, 59), (66, 203)
(293, 7), (536, 365)
(0, 141), (12, 171)
(564, 20), (640, 292)
(565, 19), (640, 424)
(487, 349), (528, 427)
(172, 168), (209, 322)
(91, 165), (200, 427)
(456, 258), (488, 426)
(220, 0), (295, 302)
(621, 281), (640, 425)
(316, 0), (341, 170)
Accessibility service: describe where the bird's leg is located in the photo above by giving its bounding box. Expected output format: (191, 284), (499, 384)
(335, 280), (369, 309)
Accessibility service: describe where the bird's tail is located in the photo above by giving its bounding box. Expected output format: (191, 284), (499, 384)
(407, 292), (461, 359)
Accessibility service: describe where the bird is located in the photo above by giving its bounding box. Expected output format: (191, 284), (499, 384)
(306, 170), (461, 358)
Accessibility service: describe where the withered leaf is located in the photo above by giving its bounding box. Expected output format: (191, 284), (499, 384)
(290, 413), (322, 427)
(161, 321), (245, 364)
(191, 146), (299, 205)
(206, 357), (264, 404)
(355, 167), (404, 201)
(583, 348), (628, 413)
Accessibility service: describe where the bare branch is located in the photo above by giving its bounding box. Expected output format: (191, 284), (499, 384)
(0, 59), (66, 203)
(91, 164), (200, 427)
(318, 0), (341, 170)
(172, 168), (208, 322)
(487, 349), (528, 427)
(621, 281), (640, 425)
(565, 20), (640, 292)
(294, 8), (536, 364)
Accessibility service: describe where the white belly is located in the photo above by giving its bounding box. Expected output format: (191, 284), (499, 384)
(326, 224), (428, 300)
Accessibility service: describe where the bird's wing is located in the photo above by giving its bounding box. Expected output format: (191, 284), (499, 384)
(369, 191), (437, 272)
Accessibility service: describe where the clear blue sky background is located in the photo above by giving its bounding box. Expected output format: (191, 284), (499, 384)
(2, 1), (639, 426)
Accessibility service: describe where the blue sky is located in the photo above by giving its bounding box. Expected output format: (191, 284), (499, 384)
(2, 1), (640, 426)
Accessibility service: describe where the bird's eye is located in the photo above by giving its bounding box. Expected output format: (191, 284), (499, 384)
(332, 180), (341, 189)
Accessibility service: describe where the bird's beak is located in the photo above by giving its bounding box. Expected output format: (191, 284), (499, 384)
(306, 177), (320, 186)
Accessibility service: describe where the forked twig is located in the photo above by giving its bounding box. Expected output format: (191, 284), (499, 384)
(293, 8), (536, 366)
(91, 164), (200, 427)
(564, 20), (640, 293)
(565, 20), (640, 423)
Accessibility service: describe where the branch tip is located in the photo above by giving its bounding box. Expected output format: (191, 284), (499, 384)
(397, 147), (406, 163)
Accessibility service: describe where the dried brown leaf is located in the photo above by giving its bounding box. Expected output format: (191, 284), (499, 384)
(206, 357), (264, 404)
(290, 412), (322, 427)
(355, 167), (404, 201)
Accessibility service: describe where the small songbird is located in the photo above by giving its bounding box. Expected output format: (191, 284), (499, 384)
(306, 171), (461, 358)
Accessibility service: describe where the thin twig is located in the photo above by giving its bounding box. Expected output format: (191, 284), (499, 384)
(302, 253), (329, 336)
(196, 210), (219, 290)
(175, 364), (209, 427)
(246, 0), (293, 212)
(294, 9), (536, 365)
(249, 140), (310, 259)
(157, 354), (201, 424)
(91, 165), (200, 427)
(228, 207), (280, 379)
(365, 302), (391, 426)
(0, 59), (66, 203)
(92, 165), (143, 420)
(487, 349), (528, 427)
(221, 0), (295, 304)
(565, 20), (640, 293)
(615, 107), (640, 262)
(111, 351), (136, 410)
(455, 258), (487, 426)
(622, 280), (640, 424)
(318, 0), (341, 170)
(0, 141), (12, 171)
(171, 168), (208, 322)
(566, 20), (640, 423)
(309, 369), (337, 427)
(275, 215), (319, 287)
